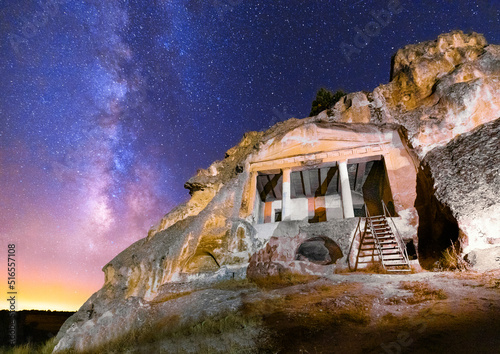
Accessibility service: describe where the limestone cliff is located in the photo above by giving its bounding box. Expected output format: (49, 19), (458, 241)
(329, 31), (499, 157)
(416, 117), (500, 269)
(54, 31), (500, 352)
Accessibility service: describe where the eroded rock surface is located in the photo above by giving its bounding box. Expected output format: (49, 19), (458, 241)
(54, 31), (500, 352)
(328, 31), (500, 157)
(417, 117), (500, 267)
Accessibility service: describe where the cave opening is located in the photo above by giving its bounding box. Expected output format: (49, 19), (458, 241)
(295, 236), (343, 265)
(415, 162), (459, 269)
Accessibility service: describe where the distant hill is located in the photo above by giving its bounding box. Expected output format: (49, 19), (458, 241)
(0, 310), (74, 346)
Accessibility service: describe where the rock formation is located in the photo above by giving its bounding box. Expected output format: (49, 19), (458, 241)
(54, 30), (500, 352)
(416, 118), (500, 269)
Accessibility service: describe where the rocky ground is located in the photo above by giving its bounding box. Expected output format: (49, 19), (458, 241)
(68, 269), (500, 354)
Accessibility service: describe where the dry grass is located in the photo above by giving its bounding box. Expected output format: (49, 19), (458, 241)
(240, 281), (374, 352)
(0, 338), (57, 354)
(251, 272), (320, 289)
(487, 278), (500, 289)
(212, 278), (257, 291)
(356, 262), (388, 274)
(438, 242), (470, 271)
(245, 282), (373, 327)
(444, 269), (500, 289)
(399, 281), (447, 304)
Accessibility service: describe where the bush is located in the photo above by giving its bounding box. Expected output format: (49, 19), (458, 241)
(438, 241), (470, 271)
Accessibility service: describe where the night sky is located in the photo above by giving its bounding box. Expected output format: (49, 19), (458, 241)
(1, 0), (499, 310)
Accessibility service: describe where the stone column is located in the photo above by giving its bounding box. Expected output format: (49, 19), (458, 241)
(248, 171), (259, 223)
(282, 168), (292, 220)
(338, 161), (354, 218)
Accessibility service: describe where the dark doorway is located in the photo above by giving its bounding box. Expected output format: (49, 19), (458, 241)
(296, 236), (343, 265)
(360, 159), (395, 216)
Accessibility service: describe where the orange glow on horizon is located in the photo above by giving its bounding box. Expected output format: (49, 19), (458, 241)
(1, 276), (102, 312)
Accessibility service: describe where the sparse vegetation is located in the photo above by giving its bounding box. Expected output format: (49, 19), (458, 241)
(251, 272), (320, 289)
(0, 338), (57, 354)
(24, 270), (500, 353)
(399, 281), (447, 304)
(438, 241), (470, 271)
(212, 277), (257, 291)
(242, 281), (373, 352)
(356, 262), (388, 274)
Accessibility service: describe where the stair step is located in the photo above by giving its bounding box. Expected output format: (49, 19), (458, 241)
(381, 249), (401, 254)
(371, 229), (391, 234)
(382, 254), (405, 260)
(360, 243), (376, 247)
(380, 240), (398, 245)
(386, 268), (411, 272)
(374, 235), (393, 240)
(383, 260), (409, 266)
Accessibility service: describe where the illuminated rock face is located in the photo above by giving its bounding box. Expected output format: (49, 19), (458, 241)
(328, 31), (500, 158)
(54, 31), (500, 352)
(417, 118), (500, 268)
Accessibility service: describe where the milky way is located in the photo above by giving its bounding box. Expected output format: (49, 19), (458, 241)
(1, 0), (499, 310)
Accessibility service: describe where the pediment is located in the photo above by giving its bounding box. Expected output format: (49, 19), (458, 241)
(254, 123), (392, 162)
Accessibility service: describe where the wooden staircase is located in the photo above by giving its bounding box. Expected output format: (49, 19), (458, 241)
(350, 202), (411, 272)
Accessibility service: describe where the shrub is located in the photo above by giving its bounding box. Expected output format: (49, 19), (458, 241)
(438, 241), (470, 271)
(309, 88), (346, 116)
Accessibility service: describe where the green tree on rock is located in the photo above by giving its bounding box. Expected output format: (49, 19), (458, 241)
(309, 88), (346, 116)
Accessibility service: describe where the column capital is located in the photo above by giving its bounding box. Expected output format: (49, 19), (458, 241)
(282, 168), (291, 183)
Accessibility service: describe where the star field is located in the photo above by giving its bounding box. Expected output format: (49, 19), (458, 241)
(1, 0), (499, 310)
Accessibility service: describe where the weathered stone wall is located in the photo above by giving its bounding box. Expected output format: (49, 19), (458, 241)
(417, 117), (500, 269)
(247, 219), (359, 280)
